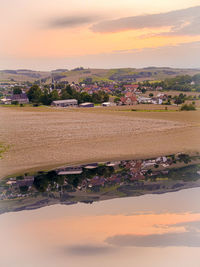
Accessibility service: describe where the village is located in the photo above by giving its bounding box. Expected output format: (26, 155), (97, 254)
(0, 77), (196, 108)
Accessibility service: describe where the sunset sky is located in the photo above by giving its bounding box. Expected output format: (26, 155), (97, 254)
(1, 0), (200, 70)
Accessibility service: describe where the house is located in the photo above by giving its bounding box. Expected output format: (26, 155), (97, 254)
(124, 84), (139, 91)
(106, 161), (120, 167)
(120, 93), (137, 105)
(79, 102), (94, 108)
(89, 176), (105, 187)
(10, 93), (29, 104)
(15, 176), (34, 187)
(84, 163), (98, 169)
(51, 99), (78, 107)
(137, 96), (152, 104)
(1, 93), (29, 104)
(156, 93), (168, 101)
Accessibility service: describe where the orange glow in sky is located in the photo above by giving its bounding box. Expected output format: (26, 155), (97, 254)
(0, 0), (200, 69)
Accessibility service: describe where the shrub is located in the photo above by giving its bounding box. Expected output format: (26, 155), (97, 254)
(180, 103), (196, 111)
(32, 103), (42, 107)
(11, 100), (18, 105)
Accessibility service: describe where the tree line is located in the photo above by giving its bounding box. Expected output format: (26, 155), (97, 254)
(140, 74), (200, 92)
(27, 84), (109, 105)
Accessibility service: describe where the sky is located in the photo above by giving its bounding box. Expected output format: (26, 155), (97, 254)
(0, 0), (200, 70)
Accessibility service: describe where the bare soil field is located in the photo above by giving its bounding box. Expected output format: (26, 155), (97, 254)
(0, 105), (199, 178)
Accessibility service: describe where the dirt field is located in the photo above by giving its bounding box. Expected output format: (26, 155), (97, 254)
(0, 105), (199, 178)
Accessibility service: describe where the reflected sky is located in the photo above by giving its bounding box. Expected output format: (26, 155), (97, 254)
(0, 187), (200, 267)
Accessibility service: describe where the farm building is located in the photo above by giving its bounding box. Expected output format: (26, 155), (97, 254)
(51, 99), (78, 107)
(79, 102), (94, 108)
(102, 102), (112, 107)
(0, 98), (11, 105)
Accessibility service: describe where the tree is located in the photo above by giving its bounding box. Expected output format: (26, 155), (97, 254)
(66, 85), (73, 96)
(174, 94), (185, 105)
(193, 74), (200, 84)
(40, 88), (51, 105)
(80, 92), (92, 103)
(50, 89), (59, 102)
(27, 85), (42, 103)
(13, 86), (22, 94)
(114, 97), (120, 103)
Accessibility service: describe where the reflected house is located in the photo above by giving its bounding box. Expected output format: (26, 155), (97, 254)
(107, 175), (121, 184)
(84, 163), (98, 169)
(106, 161), (120, 167)
(57, 167), (83, 175)
(16, 176), (34, 187)
(132, 161), (142, 171)
(6, 176), (34, 187)
(51, 99), (78, 107)
(6, 180), (17, 185)
(89, 176), (105, 187)
(134, 173), (145, 180)
(142, 160), (156, 168)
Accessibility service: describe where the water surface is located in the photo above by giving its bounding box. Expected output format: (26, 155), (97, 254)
(0, 153), (200, 266)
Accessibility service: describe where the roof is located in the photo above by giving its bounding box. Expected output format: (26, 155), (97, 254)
(125, 92), (136, 98)
(58, 170), (82, 175)
(79, 102), (94, 106)
(52, 99), (77, 104)
(124, 84), (139, 89)
(10, 93), (28, 100)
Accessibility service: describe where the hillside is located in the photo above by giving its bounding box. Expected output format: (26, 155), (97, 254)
(0, 67), (200, 84)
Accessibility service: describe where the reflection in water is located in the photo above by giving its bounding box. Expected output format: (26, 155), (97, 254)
(0, 153), (200, 214)
(1, 187), (200, 267)
(0, 151), (200, 267)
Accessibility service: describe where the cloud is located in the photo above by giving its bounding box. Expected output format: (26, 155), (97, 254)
(91, 5), (200, 36)
(48, 15), (98, 29)
(59, 244), (116, 256)
(106, 232), (200, 248)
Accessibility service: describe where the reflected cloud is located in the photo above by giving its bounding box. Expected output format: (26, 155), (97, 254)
(60, 244), (116, 256)
(106, 231), (200, 247)
(167, 220), (200, 232)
